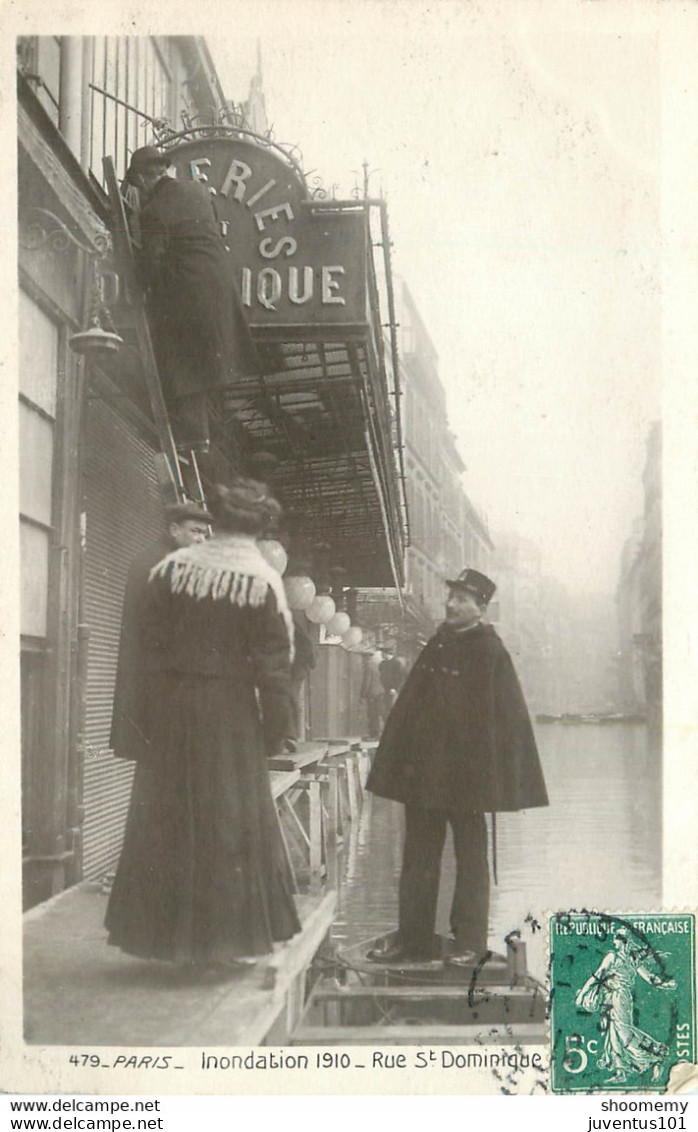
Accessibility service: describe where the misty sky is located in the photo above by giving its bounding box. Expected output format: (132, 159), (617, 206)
(213, 0), (661, 595)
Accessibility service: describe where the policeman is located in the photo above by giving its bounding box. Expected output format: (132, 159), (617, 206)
(366, 568), (549, 965)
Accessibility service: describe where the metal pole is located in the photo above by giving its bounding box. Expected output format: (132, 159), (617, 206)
(379, 199), (410, 550)
(88, 82), (157, 122)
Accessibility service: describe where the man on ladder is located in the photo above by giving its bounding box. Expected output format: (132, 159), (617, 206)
(122, 145), (259, 455)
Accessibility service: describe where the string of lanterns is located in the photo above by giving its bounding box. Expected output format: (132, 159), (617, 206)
(257, 539), (363, 650)
(256, 539), (288, 576)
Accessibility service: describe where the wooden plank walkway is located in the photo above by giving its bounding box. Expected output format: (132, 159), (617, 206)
(269, 768), (300, 799)
(294, 1024), (546, 1046)
(300, 984), (545, 1028)
(23, 761), (342, 1047)
(267, 741), (329, 773)
(270, 738), (373, 894)
(23, 738), (383, 1048)
(23, 884), (336, 1047)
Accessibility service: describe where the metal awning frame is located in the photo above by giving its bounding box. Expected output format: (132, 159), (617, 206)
(102, 120), (410, 590)
(216, 195), (409, 595)
(218, 333), (404, 588)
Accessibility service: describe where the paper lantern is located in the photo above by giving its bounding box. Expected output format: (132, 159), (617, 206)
(306, 594), (336, 625)
(327, 611), (351, 637)
(258, 539), (288, 576)
(342, 626), (363, 649)
(284, 575), (316, 611)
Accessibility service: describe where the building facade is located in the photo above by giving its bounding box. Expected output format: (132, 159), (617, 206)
(18, 36), (237, 908)
(493, 533), (619, 715)
(399, 282), (493, 624)
(18, 35), (404, 907)
(358, 279), (492, 656)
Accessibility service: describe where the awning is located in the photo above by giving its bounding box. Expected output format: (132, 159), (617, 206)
(156, 130), (407, 588)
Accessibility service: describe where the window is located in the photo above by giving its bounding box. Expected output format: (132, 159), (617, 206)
(411, 556), (424, 602)
(404, 387), (415, 445)
(19, 290), (59, 640)
(405, 475), (415, 537)
(425, 417), (433, 471)
(19, 290), (59, 858)
(89, 37), (177, 184)
(416, 483), (425, 545)
(415, 398), (428, 459)
(401, 311), (415, 354)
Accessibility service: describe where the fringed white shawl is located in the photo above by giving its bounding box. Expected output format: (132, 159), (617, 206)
(149, 535), (295, 662)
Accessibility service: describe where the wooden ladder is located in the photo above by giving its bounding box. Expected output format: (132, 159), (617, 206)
(102, 155), (206, 507)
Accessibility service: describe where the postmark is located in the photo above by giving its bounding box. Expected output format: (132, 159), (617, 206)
(549, 912), (696, 1093)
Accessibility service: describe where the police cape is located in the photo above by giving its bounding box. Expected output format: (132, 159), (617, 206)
(367, 622), (549, 814)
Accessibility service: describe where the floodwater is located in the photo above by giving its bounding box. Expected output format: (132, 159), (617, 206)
(331, 723), (661, 981)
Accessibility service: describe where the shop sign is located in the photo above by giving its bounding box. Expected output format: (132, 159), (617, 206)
(167, 137), (368, 332)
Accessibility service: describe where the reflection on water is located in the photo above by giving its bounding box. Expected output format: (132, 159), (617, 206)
(332, 723), (661, 980)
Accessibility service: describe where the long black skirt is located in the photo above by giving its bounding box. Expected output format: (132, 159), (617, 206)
(105, 673), (300, 963)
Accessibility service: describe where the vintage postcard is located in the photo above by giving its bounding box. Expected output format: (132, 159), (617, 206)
(2, 0), (698, 1102)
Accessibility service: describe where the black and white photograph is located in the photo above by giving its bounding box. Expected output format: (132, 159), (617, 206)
(3, 0), (698, 1099)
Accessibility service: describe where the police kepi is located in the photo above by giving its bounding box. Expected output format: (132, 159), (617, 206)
(445, 568), (497, 606)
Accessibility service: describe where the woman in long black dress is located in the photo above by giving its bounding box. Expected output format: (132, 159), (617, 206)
(105, 480), (300, 966)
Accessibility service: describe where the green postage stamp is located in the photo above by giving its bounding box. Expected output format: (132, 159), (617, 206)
(549, 912), (696, 1093)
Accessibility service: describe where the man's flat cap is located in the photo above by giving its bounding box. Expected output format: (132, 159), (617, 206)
(446, 568), (496, 605)
(164, 501), (213, 525)
(125, 146), (171, 182)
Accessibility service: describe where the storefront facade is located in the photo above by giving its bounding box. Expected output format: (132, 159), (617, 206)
(18, 36), (406, 907)
(18, 37), (236, 907)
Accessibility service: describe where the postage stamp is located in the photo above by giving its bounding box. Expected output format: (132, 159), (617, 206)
(549, 912), (696, 1093)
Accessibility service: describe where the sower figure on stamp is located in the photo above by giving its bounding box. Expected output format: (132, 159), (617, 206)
(124, 146), (258, 451)
(366, 568), (549, 965)
(575, 927), (676, 1084)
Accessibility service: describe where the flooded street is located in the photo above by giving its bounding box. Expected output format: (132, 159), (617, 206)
(331, 723), (661, 981)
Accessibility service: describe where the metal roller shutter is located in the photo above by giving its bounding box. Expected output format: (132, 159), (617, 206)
(81, 397), (163, 880)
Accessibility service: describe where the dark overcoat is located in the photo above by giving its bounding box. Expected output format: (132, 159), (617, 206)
(137, 176), (258, 399)
(110, 534), (176, 762)
(379, 655), (406, 694)
(367, 621), (549, 813)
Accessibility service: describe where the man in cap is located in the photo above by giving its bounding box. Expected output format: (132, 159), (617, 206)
(124, 146), (258, 450)
(360, 650), (387, 739)
(110, 501), (212, 762)
(366, 568), (548, 966)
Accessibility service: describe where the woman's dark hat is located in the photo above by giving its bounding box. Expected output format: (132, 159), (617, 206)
(446, 568), (496, 605)
(124, 145), (171, 183)
(165, 502), (213, 525)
